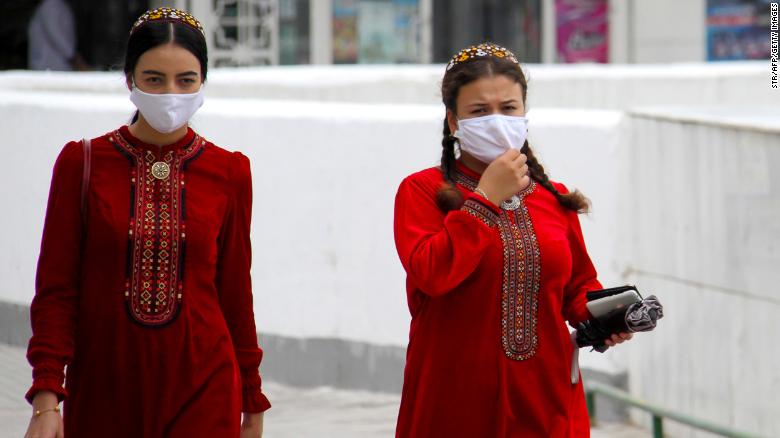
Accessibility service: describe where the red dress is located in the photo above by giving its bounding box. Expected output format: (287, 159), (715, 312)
(26, 126), (271, 437)
(393, 162), (599, 438)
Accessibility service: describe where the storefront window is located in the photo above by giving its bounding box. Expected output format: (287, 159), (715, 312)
(432, 0), (541, 64)
(279, 0), (310, 64)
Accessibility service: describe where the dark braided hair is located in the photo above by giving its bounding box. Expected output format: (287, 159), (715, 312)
(437, 47), (590, 214)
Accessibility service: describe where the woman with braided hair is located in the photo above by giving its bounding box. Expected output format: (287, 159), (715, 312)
(24, 8), (269, 438)
(393, 43), (632, 437)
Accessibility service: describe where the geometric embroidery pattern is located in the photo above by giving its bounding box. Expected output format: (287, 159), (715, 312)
(110, 130), (205, 327)
(454, 169), (541, 361)
(461, 198), (499, 227)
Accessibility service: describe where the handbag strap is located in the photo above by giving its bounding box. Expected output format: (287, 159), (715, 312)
(81, 138), (91, 221)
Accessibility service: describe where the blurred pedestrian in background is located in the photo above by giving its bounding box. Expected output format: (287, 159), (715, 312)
(27, 0), (88, 71)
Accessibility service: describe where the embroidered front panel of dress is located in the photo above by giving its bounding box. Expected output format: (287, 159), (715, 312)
(454, 170), (541, 361)
(110, 131), (205, 326)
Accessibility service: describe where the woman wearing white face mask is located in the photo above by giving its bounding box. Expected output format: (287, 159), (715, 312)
(393, 43), (632, 438)
(25, 8), (269, 438)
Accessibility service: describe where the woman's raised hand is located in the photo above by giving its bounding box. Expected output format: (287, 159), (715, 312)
(475, 149), (531, 206)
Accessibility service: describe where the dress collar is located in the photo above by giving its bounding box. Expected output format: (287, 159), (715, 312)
(118, 125), (197, 154)
(454, 160), (482, 185)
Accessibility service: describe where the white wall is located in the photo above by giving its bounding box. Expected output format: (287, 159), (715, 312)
(631, 0), (706, 63)
(618, 109), (780, 438)
(0, 61), (771, 108)
(0, 86), (625, 353)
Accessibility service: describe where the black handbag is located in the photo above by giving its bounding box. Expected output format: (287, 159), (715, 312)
(575, 285), (664, 352)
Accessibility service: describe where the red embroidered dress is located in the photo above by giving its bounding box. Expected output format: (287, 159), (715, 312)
(393, 162), (599, 438)
(26, 126), (271, 437)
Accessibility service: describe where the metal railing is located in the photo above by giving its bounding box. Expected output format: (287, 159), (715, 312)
(585, 381), (767, 438)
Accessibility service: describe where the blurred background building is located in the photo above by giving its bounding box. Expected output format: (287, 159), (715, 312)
(1, 0), (774, 71)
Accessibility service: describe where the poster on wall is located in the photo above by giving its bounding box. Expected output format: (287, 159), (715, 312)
(333, 0), (358, 63)
(707, 0), (772, 61)
(555, 0), (609, 63)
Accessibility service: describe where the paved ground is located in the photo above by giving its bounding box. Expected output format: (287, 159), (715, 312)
(0, 343), (649, 437)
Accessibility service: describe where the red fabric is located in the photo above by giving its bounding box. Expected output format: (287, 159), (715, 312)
(27, 126), (270, 437)
(393, 162), (600, 438)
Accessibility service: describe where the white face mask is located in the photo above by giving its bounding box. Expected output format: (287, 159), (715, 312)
(454, 114), (528, 164)
(129, 84), (204, 134)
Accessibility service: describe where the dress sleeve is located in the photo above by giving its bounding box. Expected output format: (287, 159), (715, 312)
(556, 183), (601, 326)
(26, 141), (83, 404)
(393, 174), (501, 297)
(215, 152), (271, 413)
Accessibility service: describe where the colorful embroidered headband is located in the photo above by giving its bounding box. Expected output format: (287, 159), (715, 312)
(446, 43), (520, 71)
(131, 7), (205, 37)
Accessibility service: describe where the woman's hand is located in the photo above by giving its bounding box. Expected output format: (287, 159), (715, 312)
(24, 391), (63, 438)
(240, 412), (264, 438)
(476, 149), (530, 206)
(604, 332), (633, 347)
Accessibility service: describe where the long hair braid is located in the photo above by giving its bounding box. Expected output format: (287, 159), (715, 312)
(521, 142), (590, 213)
(435, 119), (465, 212)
